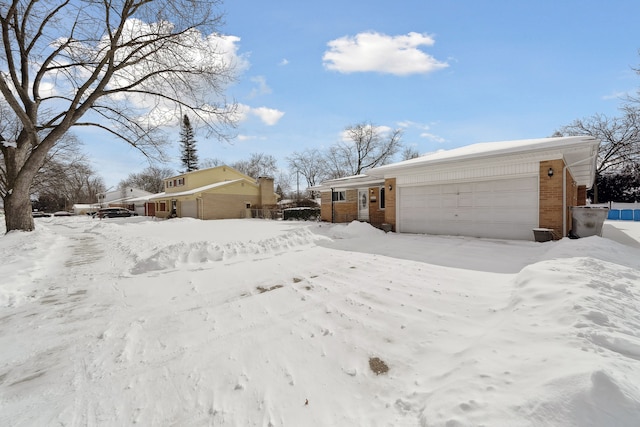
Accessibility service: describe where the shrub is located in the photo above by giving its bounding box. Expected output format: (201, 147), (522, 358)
(283, 207), (320, 221)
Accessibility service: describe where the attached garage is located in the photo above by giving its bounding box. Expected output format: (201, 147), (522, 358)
(181, 200), (198, 218)
(315, 136), (601, 241)
(397, 176), (538, 240)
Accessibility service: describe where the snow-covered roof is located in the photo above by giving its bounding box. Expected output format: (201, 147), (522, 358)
(127, 193), (164, 202)
(309, 174), (384, 191)
(367, 136), (600, 187)
(148, 180), (243, 200)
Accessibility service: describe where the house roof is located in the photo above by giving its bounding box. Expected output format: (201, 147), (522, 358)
(309, 174), (384, 191)
(164, 165), (257, 182)
(148, 180), (243, 200)
(127, 193), (164, 202)
(367, 136), (600, 187)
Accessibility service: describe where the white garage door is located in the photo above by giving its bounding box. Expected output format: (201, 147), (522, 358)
(397, 177), (538, 240)
(181, 200), (198, 219)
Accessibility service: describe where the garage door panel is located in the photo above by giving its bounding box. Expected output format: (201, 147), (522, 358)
(398, 177), (538, 240)
(181, 200), (197, 218)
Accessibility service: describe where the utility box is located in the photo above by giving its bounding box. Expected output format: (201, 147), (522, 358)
(533, 228), (553, 242)
(570, 206), (609, 238)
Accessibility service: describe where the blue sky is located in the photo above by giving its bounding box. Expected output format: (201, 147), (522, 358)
(89, 0), (640, 187)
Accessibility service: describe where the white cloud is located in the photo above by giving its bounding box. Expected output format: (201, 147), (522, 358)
(249, 76), (272, 98)
(602, 91), (628, 100)
(279, 59), (289, 66)
(235, 104), (285, 126)
(420, 132), (446, 143)
(397, 120), (414, 128)
(323, 32), (448, 76)
(251, 107), (285, 126)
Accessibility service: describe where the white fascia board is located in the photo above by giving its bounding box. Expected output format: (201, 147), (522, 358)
(316, 179), (384, 192)
(369, 136), (599, 177)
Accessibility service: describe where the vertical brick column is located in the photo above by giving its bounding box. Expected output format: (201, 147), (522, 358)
(385, 178), (396, 230)
(539, 160), (566, 237)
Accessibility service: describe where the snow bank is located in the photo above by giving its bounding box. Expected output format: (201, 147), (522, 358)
(129, 226), (327, 274)
(1, 217), (639, 426)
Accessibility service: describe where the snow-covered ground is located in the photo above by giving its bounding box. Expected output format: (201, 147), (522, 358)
(1, 216), (639, 426)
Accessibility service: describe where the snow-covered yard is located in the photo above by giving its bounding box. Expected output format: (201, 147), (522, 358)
(1, 216), (639, 426)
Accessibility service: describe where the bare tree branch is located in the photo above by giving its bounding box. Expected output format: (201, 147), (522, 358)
(1, 0), (236, 231)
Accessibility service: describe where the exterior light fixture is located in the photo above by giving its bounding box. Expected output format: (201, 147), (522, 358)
(388, 184), (393, 191)
(548, 168), (554, 177)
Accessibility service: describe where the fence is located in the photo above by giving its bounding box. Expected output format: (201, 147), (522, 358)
(591, 202), (640, 222)
(249, 208), (283, 220)
(607, 209), (640, 221)
(248, 208), (321, 221)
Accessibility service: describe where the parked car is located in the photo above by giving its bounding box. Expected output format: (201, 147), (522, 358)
(32, 211), (51, 218)
(53, 211), (72, 217)
(97, 208), (138, 218)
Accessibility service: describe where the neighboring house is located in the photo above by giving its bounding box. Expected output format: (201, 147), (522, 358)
(150, 166), (278, 220)
(70, 188), (152, 215)
(72, 203), (95, 215)
(126, 194), (159, 216)
(98, 188), (153, 211)
(312, 136), (600, 240)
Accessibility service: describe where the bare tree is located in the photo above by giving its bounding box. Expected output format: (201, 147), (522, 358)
(557, 108), (640, 175)
(200, 158), (224, 169)
(274, 170), (293, 199)
(118, 165), (175, 194)
(556, 106), (640, 203)
(401, 146), (421, 160)
(0, 0), (237, 232)
(287, 148), (327, 197)
(33, 150), (106, 211)
(326, 122), (403, 178)
(232, 153), (279, 178)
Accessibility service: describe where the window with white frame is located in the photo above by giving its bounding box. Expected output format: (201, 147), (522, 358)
(379, 187), (386, 209)
(332, 190), (346, 202)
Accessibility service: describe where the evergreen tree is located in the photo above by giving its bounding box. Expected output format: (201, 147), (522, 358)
(180, 115), (199, 172)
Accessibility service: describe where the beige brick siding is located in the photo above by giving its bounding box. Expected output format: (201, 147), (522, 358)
(320, 192), (332, 222)
(539, 159), (577, 238)
(385, 178), (396, 231)
(368, 186), (385, 227)
(201, 193), (259, 220)
(319, 189), (358, 223)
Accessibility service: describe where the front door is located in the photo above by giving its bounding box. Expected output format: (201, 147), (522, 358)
(357, 189), (369, 221)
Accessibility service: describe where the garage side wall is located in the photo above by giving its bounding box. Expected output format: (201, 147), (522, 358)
(539, 159), (577, 237)
(385, 178), (396, 230)
(201, 193), (260, 219)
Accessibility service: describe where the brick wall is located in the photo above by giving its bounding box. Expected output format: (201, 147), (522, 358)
(320, 189), (358, 223)
(368, 186), (385, 227)
(320, 192), (332, 222)
(539, 159), (577, 238)
(385, 178), (396, 230)
(577, 185), (587, 206)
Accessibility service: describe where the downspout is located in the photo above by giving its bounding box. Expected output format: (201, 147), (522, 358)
(562, 153), (598, 237)
(330, 187), (335, 223)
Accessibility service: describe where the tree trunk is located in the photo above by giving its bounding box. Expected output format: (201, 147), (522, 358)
(3, 133), (48, 233)
(4, 189), (35, 232)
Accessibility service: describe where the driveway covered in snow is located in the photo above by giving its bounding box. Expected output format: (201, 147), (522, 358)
(1, 217), (639, 426)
